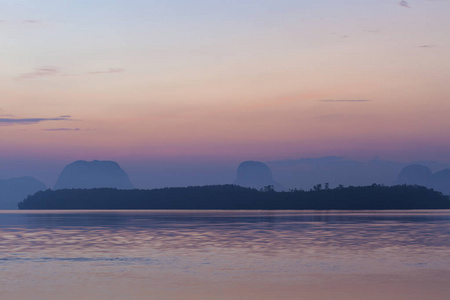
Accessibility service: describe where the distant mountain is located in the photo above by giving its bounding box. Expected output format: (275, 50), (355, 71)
(432, 169), (450, 195)
(396, 165), (433, 186)
(0, 176), (47, 209)
(233, 161), (283, 191)
(54, 160), (134, 190)
(267, 156), (450, 191)
(395, 165), (450, 195)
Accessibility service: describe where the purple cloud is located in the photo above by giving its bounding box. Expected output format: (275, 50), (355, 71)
(23, 19), (41, 24)
(0, 115), (73, 126)
(399, 1), (411, 8)
(16, 67), (124, 80)
(15, 67), (61, 80)
(43, 128), (81, 131)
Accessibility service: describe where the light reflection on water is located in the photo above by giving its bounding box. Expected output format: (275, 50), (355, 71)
(1, 210), (449, 300)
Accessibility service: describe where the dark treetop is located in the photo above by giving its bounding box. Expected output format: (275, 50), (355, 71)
(18, 184), (450, 210)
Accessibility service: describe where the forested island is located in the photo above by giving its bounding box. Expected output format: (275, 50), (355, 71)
(18, 184), (450, 210)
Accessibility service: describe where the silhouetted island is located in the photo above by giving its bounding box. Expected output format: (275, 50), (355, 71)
(18, 184), (450, 210)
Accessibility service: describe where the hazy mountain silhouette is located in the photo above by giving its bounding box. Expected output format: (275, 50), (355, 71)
(395, 165), (450, 195)
(396, 165), (433, 185)
(0, 176), (47, 209)
(233, 161), (283, 191)
(432, 169), (450, 195)
(267, 157), (449, 191)
(54, 160), (134, 190)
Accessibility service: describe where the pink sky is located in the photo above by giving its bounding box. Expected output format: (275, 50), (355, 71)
(1, 0), (450, 164)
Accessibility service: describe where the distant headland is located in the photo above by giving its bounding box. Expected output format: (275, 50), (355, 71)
(18, 184), (450, 210)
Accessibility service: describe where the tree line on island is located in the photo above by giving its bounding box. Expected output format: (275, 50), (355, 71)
(18, 184), (450, 210)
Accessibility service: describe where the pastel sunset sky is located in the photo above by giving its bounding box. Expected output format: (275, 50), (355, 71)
(1, 0), (450, 171)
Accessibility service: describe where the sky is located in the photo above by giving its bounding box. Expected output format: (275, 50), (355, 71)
(1, 0), (450, 185)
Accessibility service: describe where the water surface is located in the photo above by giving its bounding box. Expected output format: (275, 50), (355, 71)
(1, 210), (449, 299)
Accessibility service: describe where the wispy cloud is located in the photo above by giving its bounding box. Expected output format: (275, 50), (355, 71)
(319, 99), (372, 103)
(23, 19), (41, 24)
(16, 66), (125, 80)
(0, 115), (73, 126)
(399, 1), (411, 8)
(364, 29), (381, 33)
(88, 68), (124, 75)
(15, 66), (61, 80)
(0, 108), (13, 117)
(43, 128), (81, 132)
(0, 20), (44, 24)
(418, 44), (437, 48)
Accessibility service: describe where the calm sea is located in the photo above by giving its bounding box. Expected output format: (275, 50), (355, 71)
(1, 210), (449, 300)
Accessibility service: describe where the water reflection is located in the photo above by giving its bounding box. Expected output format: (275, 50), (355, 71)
(1, 210), (449, 254)
(1, 210), (449, 300)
